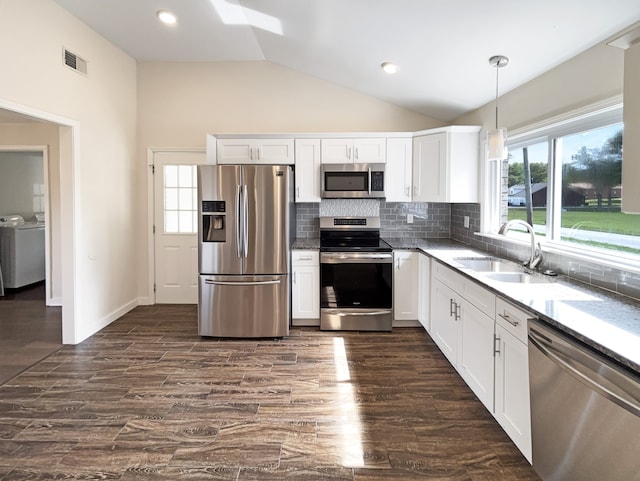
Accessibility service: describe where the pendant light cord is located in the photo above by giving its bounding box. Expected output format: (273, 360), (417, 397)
(495, 62), (499, 130)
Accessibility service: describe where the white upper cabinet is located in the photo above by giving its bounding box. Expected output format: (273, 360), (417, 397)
(217, 138), (295, 164)
(321, 138), (386, 164)
(294, 139), (321, 202)
(385, 138), (413, 202)
(412, 126), (480, 202)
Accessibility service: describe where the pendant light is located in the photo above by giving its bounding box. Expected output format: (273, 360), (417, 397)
(487, 55), (509, 160)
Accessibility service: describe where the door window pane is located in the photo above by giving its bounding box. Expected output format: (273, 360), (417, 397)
(163, 164), (197, 234)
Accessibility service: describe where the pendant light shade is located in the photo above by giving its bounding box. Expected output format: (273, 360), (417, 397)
(487, 55), (509, 161)
(487, 128), (508, 160)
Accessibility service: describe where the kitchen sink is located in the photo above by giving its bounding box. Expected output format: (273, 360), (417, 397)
(454, 257), (522, 273)
(484, 272), (552, 284)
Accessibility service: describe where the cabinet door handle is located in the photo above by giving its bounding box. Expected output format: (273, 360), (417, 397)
(454, 303), (461, 321)
(498, 312), (519, 327)
(256, 147), (261, 161)
(296, 186), (300, 199)
(355, 147), (359, 160)
(347, 147), (352, 160)
(293, 271), (296, 284)
(494, 334), (501, 356)
(297, 256), (313, 261)
(449, 298), (456, 317)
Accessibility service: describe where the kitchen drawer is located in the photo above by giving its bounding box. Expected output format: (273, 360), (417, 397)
(462, 278), (495, 319)
(495, 297), (532, 344)
(432, 261), (495, 318)
(432, 260), (465, 289)
(292, 250), (319, 266)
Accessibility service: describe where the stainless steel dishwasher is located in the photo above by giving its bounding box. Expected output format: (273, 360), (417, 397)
(528, 319), (640, 481)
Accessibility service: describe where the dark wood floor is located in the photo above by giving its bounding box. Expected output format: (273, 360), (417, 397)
(0, 305), (541, 480)
(0, 283), (62, 385)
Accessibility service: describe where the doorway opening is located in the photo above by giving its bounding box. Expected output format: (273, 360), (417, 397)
(0, 106), (72, 383)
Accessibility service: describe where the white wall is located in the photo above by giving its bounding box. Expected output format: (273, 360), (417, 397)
(136, 61), (443, 298)
(0, 0), (138, 343)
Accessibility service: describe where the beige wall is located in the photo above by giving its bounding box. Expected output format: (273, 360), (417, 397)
(454, 42), (625, 131)
(623, 41), (640, 212)
(0, 0), (138, 343)
(136, 61), (443, 298)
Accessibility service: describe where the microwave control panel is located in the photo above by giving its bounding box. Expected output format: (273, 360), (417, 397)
(371, 172), (384, 192)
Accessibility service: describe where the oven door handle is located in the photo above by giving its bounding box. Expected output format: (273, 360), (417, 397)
(323, 309), (392, 317)
(321, 252), (393, 264)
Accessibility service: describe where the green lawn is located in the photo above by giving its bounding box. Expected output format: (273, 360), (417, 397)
(508, 208), (640, 236)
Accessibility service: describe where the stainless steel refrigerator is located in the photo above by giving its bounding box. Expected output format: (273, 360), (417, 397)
(197, 164), (294, 337)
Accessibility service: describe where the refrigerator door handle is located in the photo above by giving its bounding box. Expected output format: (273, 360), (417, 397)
(204, 279), (281, 286)
(235, 184), (242, 258)
(242, 184), (249, 258)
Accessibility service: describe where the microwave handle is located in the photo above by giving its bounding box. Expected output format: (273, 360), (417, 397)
(368, 168), (371, 196)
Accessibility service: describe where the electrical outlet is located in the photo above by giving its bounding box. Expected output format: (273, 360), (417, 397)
(464, 215), (470, 228)
(407, 214), (414, 224)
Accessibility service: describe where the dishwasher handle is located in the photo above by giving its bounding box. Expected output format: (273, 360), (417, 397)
(529, 325), (640, 417)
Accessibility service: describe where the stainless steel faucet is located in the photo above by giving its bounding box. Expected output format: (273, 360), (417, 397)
(498, 219), (542, 269)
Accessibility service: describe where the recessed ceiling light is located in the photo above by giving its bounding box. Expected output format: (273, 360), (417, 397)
(381, 62), (399, 74)
(157, 10), (177, 25)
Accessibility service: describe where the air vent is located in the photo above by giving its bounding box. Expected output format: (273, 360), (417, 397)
(63, 48), (87, 75)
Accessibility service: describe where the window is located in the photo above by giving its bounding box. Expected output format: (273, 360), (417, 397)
(163, 164), (197, 234)
(496, 102), (638, 258)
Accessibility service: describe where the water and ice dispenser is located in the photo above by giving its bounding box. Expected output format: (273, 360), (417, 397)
(202, 200), (226, 242)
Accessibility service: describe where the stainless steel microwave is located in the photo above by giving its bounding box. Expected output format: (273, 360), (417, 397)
(321, 163), (385, 199)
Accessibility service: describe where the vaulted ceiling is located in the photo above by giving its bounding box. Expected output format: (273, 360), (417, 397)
(8, 0), (640, 123)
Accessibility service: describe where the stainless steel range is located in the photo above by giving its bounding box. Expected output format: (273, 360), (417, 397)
(319, 216), (393, 331)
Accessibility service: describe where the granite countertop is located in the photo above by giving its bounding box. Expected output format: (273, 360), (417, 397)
(414, 241), (640, 375)
(294, 236), (640, 374)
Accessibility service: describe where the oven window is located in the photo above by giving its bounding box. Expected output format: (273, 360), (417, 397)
(321, 262), (392, 308)
(324, 172), (368, 192)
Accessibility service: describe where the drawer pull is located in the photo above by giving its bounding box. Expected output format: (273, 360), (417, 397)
(499, 312), (519, 327)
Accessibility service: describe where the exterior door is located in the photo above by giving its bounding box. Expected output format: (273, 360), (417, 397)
(153, 151), (205, 303)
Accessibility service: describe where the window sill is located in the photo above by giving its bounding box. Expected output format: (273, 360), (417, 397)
(475, 232), (640, 276)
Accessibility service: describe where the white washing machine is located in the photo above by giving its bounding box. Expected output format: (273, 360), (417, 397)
(0, 214), (46, 289)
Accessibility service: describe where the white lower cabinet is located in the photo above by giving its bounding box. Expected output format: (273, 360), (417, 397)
(393, 250), (419, 322)
(430, 261), (533, 463)
(418, 254), (430, 331)
(494, 298), (533, 463)
(430, 261), (496, 411)
(291, 250), (320, 325)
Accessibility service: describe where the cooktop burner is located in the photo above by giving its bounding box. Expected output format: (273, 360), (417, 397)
(319, 216), (392, 253)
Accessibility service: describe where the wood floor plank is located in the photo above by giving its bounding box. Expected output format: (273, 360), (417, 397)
(0, 307), (540, 480)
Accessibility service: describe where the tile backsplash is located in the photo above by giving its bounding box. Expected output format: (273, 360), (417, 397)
(295, 200), (640, 301)
(295, 200), (450, 239)
(450, 203), (640, 301)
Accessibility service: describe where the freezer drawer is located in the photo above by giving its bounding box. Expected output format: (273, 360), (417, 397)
(198, 274), (290, 338)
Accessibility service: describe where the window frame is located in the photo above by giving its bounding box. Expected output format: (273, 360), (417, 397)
(480, 96), (640, 270)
